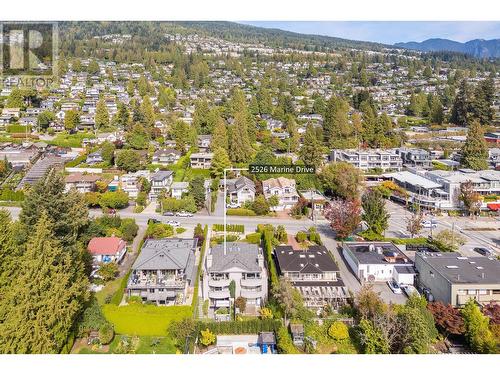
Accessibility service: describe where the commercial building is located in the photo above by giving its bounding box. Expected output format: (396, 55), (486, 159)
(415, 252), (500, 307)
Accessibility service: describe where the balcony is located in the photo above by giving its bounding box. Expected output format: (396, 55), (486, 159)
(128, 276), (185, 290)
(209, 290), (230, 299)
(241, 289), (262, 299)
(208, 278), (231, 288)
(240, 278), (263, 288)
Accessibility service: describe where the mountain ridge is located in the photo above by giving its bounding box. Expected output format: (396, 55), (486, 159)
(394, 38), (500, 58)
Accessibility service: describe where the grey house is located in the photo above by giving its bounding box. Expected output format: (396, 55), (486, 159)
(127, 238), (198, 305)
(204, 243), (268, 312)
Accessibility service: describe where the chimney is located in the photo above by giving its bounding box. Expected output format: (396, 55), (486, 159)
(457, 274), (460, 281)
(481, 272), (485, 279)
(258, 253), (264, 268)
(206, 252), (213, 269)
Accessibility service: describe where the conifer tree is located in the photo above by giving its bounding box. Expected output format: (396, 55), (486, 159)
(0, 212), (89, 354)
(450, 80), (472, 126)
(95, 98), (109, 129)
(461, 120), (489, 170)
(140, 96), (155, 128)
(210, 147), (231, 179)
(228, 110), (253, 163)
(210, 115), (228, 152)
(299, 124), (323, 168)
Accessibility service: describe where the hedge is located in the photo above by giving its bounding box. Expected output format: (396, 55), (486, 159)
(227, 208), (256, 216)
(6, 124), (31, 133)
(0, 188), (25, 201)
(110, 269), (131, 306)
(192, 225), (209, 315)
(213, 224), (245, 233)
(263, 230), (279, 287)
(197, 319), (281, 335)
(245, 232), (262, 244)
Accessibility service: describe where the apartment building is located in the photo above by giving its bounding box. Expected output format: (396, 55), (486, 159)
(330, 149), (403, 172)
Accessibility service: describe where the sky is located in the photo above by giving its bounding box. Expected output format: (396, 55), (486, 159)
(239, 21), (500, 45)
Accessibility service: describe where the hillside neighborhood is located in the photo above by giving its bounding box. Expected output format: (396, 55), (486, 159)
(0, 20), (500, 356)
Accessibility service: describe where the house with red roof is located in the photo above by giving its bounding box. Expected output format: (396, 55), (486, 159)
(87, 237), (127, 264)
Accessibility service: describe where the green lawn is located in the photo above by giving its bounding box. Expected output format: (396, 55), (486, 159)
(102, 304), (192, 336)
(78, 335), (177, 354)
(48, 132), (95, 148)
(95, 277), (124, 305)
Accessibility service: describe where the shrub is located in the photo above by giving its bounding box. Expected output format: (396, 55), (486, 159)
(176, 227), (187, 234)
(200, 329), (216, 346)
(213, 224), (245, 233)
(227, 208), (256, 216)
(97, 262), (119, 281)
(235, 297), (247, 313)
(328, 321), (349, 341)
(296, 231), (308, 243)
(277, 326), (300, 354)
(146, 223), (174, 239)
(99, 190), (129, 209)
(120, 218), (139, 242)
(99, 323), (115, 345)
(308, 227), (322, 245)
(245, 232), (262, 244)
(259, 307), (274, 320)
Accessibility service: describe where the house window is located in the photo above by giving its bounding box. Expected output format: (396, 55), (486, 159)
(457, 289), (466, 295)
(478, 290), (487, 295)
(429, 271), (434, 278)
(467, 290), (476, 295)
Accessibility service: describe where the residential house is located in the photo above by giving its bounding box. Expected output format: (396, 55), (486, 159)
(299, 190), (327, 216)
(274, 245), (348, 310)
(204, 243), (268, 313)
(396, 148), (432, 169)
(197, 135), (212, 151)
(65, 173), (100, 193)
(341, 242), (415, 284)
(226, 176), (256, 205)
(149, 170), (173, 200)
(262, 177), (299, 211)
(127, 238), (198, 305)
(86, 151), (103, 165)
(190, 152), (213, 169)
(171, 181), (189, 199)
(485, 132), (500, 145)
(152, 148), (181, 166)
(415, 252), (500, 307)
(87, 237), (127, 264)
(17, 155), (64, 189)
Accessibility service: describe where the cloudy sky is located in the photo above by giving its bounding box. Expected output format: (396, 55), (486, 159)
(240, 21), (500, 45)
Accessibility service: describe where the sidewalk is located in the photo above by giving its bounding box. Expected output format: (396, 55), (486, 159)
(142, 201), (158, 215)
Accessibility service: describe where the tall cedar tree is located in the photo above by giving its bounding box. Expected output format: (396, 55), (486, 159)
(0, 212), (89, 353)
(228, 110), (253, 163)
(210, 147), (231, 179)
(140, 96), (155, 129)
(362, 189), (390, 236)
(461, 120), (489, 170)
(189, 176), (206, 209)
(450, 80), (472, 126)
(210, 115), (228, 151)
(299, 123), (323, 168)
(94, 98), (109, 129)
(20, 169), (89, 247)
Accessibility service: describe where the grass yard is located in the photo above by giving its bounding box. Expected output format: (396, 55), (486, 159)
(48, 132), (95, 148)
(77, 335), (177, 354)
(102, 304), (192, 336)
(95, 277), (124, 305)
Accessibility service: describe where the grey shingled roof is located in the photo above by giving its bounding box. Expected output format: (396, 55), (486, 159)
(226, 176), (255, 193)
(209, 243), (261, 273)
(132, 238), (197, 272)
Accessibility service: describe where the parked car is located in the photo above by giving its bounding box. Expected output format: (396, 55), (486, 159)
(166, 220), (181, 227)
(162, 211), (175, 216)
(148, 218), (161, 225)
(176, 211), (194, 217)
(473, 247), (494, 257)
(421, 220), (437, 228)
(227, 202), (241, 209)
(402, 285), (420, 298)
(387, 280), (402, 294)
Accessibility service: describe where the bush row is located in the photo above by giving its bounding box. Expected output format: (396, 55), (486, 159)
(197, 319), (281, 335)
(212, 224), (245, 233)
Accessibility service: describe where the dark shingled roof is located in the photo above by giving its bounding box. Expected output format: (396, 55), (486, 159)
(274, 245), (339, 274)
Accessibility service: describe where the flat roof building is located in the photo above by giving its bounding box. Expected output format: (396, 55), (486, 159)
(415, 252), (500, 307)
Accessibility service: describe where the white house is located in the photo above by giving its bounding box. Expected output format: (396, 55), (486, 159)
(171, 181), (189, 199)
(149, 170), (173, 200)
(342, 242), (415, 284)
(226, 176), (256, 206)
(262, 177), (299, 211)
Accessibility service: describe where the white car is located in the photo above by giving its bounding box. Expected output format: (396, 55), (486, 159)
(227, 202), (241, 209)
(402, 285), (420, 298)
(176, 211), (194, 217)
(421, 220), (437, 229)
(166, 220), (181, 227)
(387, 280), (402, 294)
